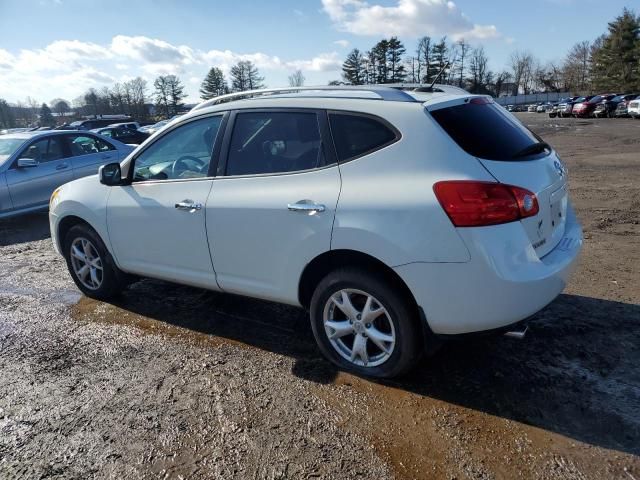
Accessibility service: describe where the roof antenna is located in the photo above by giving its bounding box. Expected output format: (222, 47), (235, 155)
(417, 62), (451, 92)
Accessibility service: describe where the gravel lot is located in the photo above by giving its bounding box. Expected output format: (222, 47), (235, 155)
(1, 113), (639, 479)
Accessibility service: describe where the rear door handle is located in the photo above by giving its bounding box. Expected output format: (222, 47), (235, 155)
(287, 201), (326, 214)
(56, 163), (69, 170)
(175, 200), (203, 212)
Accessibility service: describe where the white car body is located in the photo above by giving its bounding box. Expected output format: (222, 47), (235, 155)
(628, 99), (640, 118)
(49, 86), (582, 374)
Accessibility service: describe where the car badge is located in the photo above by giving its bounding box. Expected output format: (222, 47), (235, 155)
(554, 160), (565, 178)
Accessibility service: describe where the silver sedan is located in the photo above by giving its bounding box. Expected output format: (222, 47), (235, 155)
(0, 130), (134, 218)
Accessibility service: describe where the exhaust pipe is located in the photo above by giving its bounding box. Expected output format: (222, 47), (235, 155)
(504, 326), (528, 340)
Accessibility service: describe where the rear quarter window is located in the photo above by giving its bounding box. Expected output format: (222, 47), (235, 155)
(329, 113), (398, 162)
(430, 101), (544, 161)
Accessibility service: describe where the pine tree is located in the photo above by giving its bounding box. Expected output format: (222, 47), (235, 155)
(591, 8), (640, 92)
(0, 99), (16, 128)
(342, 48), (366, 85)
(200, 67), (228, 100)
(386, 37), (406, 83)
(372, 39), (389, 83)
(154, 75), (186, 117)
(39, 103), (54, 127)
(428, 37), (449, 84)
(230, 61), (264, 92)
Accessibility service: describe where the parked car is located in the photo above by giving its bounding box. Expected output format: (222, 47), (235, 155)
(527, 104), (537, 112)
(138, 120), (170, 135)
(572, 95), (609, 118)
(0, 130), (134, 218)
(593, 94), (629, 118)
(59, 117), (132, 131)
(629, 98), (640, 118)
(506, 105), (515, 112)
(49, 86), (582, 378)
(108, 121), (142, 131)
(614, 94), (639, 117)
(556, 96), (581, 117)
(92, 126), (150, 145)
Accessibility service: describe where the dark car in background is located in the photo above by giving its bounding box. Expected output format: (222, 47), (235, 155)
(614, 94), (639, 117)
(92, 126), (150, 145)
(593, 94), (627, 118)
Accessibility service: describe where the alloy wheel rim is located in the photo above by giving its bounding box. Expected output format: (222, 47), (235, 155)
(70, 237), (103, 290)
(323, 288), (396, 367)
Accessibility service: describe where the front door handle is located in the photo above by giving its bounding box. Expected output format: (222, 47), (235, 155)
(175, 200), (203, 212)
(287, 201), (326, 214)
(56, 163), (69, 170)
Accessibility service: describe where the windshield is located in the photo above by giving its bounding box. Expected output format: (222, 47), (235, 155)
(0, 137), (26, 164)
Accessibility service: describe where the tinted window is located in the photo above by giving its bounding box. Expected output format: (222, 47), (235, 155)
(226, 111), (323, 176)
(67, 135), (114, 156)
(431, 100), (545, 161)
(133, 116), (221, 181)
(19, 137), (65, 163)
(329, 114), (397, 162)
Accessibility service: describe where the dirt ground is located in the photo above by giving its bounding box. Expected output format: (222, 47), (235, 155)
(0, 113), (638, 479)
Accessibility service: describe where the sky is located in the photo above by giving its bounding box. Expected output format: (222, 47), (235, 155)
(0, 0), (635, 105)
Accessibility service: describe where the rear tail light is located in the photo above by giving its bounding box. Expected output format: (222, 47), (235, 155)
(433, 181), (539, 227)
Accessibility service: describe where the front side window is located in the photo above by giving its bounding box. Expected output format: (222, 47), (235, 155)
(132, 115), (222, 181)
(329, 113), (398, 162)
(99, 129), (114, 138)
(19, 137), (65, 163)
(225, 111), (323, 176)
(67, 135), (114, 156)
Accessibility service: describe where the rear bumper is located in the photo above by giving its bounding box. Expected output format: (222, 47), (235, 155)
(395, 204), (582, 335)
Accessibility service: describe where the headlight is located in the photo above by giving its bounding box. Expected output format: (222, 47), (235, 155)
(50, 187), (61, 209)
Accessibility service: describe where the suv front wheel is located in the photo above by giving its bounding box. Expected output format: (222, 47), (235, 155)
(310, 268), (422, 378)
(63, 224), (126, 300)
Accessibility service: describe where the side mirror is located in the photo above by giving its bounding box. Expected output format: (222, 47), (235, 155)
(17, 158), (38, 168)
(99, 162), (123, 186)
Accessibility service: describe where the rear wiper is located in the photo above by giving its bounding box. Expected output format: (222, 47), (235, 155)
(512, 141), (550, 158)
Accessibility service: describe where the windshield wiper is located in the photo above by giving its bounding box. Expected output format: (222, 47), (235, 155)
(512, 141), (550, 159)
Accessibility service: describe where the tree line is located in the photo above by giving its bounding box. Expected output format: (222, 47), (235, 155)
(1, 8), (638, 129)
(338, 8), (640, 96)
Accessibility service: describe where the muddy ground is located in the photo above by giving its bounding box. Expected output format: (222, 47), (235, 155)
(0, 113), (638, 479)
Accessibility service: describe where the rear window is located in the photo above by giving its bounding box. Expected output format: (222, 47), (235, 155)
(430, 100), (545, 161)
(329, 113), (398, 162)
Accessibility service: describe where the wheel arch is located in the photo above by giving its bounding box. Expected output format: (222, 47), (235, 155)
(57, 215), (101, 252)
(298, 249), (417, 312)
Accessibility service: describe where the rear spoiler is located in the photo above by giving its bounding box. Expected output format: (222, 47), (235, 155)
(423, 95), (493, 112)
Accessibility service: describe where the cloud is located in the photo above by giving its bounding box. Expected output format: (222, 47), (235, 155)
(333, 39), (350, 47)
(321, 0), (500, 41)
(0, 35), (343, 103)
(111, 35), (195, 65)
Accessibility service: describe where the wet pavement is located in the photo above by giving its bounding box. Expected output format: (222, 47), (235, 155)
(1, 114), (639, 479)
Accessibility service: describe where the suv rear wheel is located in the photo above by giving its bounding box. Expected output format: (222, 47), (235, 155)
(63, 224), (126, 300)
(310, 268), (422, 378)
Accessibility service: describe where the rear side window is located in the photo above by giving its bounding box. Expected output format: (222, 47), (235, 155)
(225, 111), (323, 176)
(430, 101), (545, 161)
(329, 113), (398, 162)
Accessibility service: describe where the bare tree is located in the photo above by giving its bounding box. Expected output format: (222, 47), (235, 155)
(468, 47), (489, 93)
(563, 41), (591, 93)
(509, 50), (536, 95)
(416, 36), (431, 83)
(288, 70), (305, 87)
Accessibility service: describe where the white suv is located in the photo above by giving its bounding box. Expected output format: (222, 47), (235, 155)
(49, 86), (582, 378)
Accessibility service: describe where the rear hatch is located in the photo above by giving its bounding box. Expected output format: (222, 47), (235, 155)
(426, 96), (568, 258)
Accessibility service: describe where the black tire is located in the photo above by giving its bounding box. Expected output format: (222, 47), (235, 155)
(63, 224), (126, 300)
(309, 268), (423, 378)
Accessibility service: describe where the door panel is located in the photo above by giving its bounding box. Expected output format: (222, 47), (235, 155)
(206, 167), (340, 305)
(107, 180), (217, 289)
(5, 136), (73, 210)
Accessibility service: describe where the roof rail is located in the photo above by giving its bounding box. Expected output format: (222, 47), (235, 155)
(191, 85), (418, 111)
(380, 83), (469, 94)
